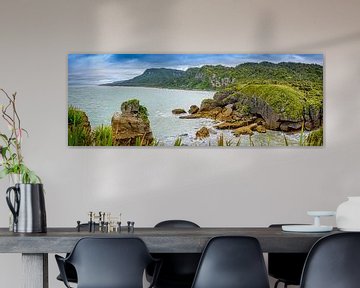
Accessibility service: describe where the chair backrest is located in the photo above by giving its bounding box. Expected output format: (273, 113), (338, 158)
(191, 236), (270, 288)
(155, 220), (200, 228)
(67, 237), (154, 288)
(300, 232), (360, 288)
(268, 224), (308, 285)
(150, 220), (201, 285)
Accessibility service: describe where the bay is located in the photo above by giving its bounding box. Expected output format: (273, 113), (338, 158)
(68, 85), (305, 146)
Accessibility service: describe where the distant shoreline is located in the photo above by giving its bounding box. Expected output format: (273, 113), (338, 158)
(98, 84), (216, 93)
(69, 83), (215, 93)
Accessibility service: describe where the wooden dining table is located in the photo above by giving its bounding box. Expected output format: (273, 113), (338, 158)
(0, 226), (339, 288)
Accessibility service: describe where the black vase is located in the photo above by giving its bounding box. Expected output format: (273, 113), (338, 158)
(6, 183), (47, 233)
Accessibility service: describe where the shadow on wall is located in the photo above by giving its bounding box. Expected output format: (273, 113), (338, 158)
(255, 10), (277, 49)
(254, 7), (360, 50)
(288, 31), (360, 50)
(95, 0), (180, 51)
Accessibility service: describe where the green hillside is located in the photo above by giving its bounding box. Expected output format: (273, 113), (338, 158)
(103, 68), (185, 87)
(101, 61), (323, 97)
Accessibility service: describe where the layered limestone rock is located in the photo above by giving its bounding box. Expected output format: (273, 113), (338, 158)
(304, 104), (322, 130)
(196, 127), (210, 139)
(184, 84), (322, 133)
(233, 123), (258, 136)
(111, 99), (153, 145)
(214, 121), (247, 130)
(256, 125), (266, 133)
(236, 96), (284, 130)
(188, 105), (199, 114)
(172, 108), (186, 114)
(199, 99), (218, 112)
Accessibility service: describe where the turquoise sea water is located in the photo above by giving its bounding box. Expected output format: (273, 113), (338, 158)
(68, 85), (305, 146)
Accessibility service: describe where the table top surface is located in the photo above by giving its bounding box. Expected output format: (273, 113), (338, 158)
(0, 227), (340, 253)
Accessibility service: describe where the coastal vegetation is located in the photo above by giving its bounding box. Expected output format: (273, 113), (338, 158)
(234, 84), (305, 121)
(71, 61), (323, 147)
(68, 106), (113, 146)
(68, 104), (321, 147)
(305, 128), (323, 146)
(120, 99), (149, 123)
(93, 125), (112, 146)
(68, 106), (92, 146)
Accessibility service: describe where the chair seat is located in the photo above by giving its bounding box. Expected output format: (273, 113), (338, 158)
(55, 237), (160, 288)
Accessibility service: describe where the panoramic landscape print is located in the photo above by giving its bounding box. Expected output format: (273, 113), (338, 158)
(68, 54), (323, 147)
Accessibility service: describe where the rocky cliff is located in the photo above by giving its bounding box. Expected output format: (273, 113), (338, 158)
(180, 84), (322, 134)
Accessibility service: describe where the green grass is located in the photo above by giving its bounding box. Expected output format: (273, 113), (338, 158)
(174, 138), (183, 146)
(283, 134), (289, 146)
(93, 125), (112, 146)
(68, 126), (92, 146)
(68, 106), (86, 126)
(217, 134), (225, 146)
(131, 135), (159, 146)
(216, 134), (233, 146)
(68, 106), (92, 146)
(305, 127), (323, 146)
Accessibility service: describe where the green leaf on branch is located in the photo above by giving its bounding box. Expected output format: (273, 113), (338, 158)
(0, 133), (8, 141)
(0, 168), (9, 179)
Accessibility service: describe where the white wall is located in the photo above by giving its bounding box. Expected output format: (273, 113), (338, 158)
(0, 0), (360, 287)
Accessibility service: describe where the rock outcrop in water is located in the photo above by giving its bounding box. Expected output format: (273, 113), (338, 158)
(172, 108), (186, 115)
(188, 105), (199, 114)
(111, 99), (153, 145)
(196, 127), (210, 139)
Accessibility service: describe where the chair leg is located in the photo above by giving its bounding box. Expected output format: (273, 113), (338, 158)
(274, 280), (290, 288)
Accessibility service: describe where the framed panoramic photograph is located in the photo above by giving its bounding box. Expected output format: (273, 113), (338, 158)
(68, 54), (323, 147)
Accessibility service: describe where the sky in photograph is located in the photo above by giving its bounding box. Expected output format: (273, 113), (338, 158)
(68, 54), (323, 85)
